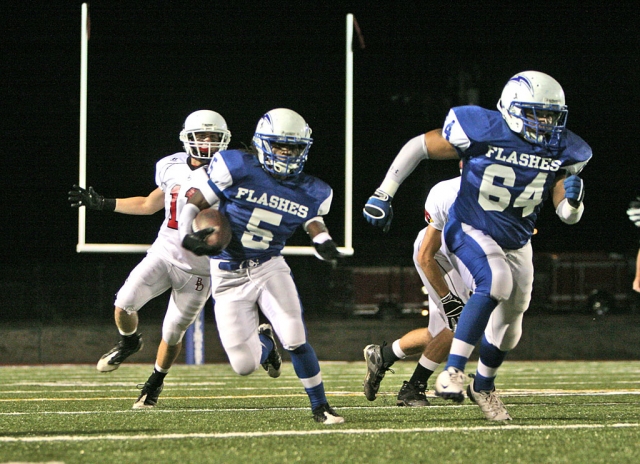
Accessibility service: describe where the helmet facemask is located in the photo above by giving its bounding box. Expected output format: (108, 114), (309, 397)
(179, 110), (231, 160)
(182, 130), (231, 160)
(508, 102), (568, 148)
(254, 136), (311, 177)
(252, 108), (313, 178)
(497, 71), (568, 149)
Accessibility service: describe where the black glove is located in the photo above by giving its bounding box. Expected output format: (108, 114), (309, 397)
(182, 228), (222, 256)
(313, 239), (343, 261)
(68, 184), (115, 211)
(441, 292), (464, 332)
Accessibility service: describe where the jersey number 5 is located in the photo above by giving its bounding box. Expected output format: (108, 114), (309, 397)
(242, 207), (282, 250)
(478, 165), (548, 217)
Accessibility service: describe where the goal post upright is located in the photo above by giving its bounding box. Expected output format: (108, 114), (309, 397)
(344, 13), (354, 253)
(78, 3), (89, 252)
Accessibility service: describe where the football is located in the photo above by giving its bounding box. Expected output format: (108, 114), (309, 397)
(192, 208), (232, 250)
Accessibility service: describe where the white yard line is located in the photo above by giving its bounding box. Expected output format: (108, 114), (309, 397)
(0, 423), (638, 443)
(0, 399), (637, 416)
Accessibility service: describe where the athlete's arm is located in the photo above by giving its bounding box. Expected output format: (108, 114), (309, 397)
(380, 130), (459, 196)
(68, 184), (164, 215)
(416, 224), (464, 331)
(178, 189), (211, 239)
(424, 129), (460, 159)
(113, 187), (165, 215)
(177, 189), (221, 256)
(634, 249), (640, 293)
(305, 218), (342, 261)
(552, 172), (584, 224)
(416, 225), (449, 299)
(364, 130), (459, 230)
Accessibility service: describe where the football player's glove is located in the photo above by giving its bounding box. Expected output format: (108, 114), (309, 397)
(68, 184), (116, 211)
(441, 292), (464, 332)
(69, 185), (102, 209)
(627, 197), (640, 228)
(182, 228), (222, 256)
(363, 189), (394, 232)
(563, 175), (584, 207)
(313, 239), (343, 262)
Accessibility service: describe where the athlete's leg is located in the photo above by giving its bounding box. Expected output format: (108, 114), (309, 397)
(210, 265), (263, 376)
(408, 229), (466, 388)
(98, 255), (172, 372)
(474, 244), (533, 391)
(255, 258), (335, 412)
(442, 219), (513, 372)
(145, 272), (211, 383)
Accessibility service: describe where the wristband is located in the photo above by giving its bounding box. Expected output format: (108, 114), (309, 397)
(556, 198), (584, 225)
(312, 232), (332, 244)
(102, 198), (116, 212)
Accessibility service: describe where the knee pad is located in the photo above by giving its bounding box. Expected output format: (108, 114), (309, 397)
(498, 328), (522, 351)
(486, 255), (513, 302)
(162, 325), (188, 346)
(162, 314), (199, 346)
(227, 344), (260, 376)
(485, 313), (524, 352)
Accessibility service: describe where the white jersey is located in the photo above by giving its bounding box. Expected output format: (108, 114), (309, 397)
(147, 152), (210, 276)
(424, 176), (461, 233)
(413, 176), (468, 337)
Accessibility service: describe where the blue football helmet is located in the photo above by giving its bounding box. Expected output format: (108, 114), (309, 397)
(497, 71), (568, 149)
(252, 108), (313, 177)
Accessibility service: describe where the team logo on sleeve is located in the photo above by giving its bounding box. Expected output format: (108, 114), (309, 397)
(425, 210), (432, 223)
(444, 119), (456, 141)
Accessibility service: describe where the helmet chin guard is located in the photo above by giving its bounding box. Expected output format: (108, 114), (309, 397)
(252, 108), (313, 178)
(497, 71), (568, 149)
(179, 110), (231, 160)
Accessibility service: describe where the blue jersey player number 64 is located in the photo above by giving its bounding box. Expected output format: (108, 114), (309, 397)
(479, 165), (547, 217)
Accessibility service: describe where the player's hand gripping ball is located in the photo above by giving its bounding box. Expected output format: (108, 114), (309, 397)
(183, 208), (232, 256)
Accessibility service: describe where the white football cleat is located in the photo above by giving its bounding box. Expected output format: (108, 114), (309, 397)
(312, 403), (345, 425)
(97, 334), (143, 372)
(435, 366), (467, 403)
(467, 378), (512, 421)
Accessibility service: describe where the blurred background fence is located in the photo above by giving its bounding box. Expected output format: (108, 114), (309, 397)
(2, 252), (639, 364)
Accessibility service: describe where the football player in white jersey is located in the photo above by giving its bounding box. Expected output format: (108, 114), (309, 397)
(363, 71), (592, 420)
(69, 110), (231, 408)
(364, 174), (465, 406)
(178, 108), (345, 424)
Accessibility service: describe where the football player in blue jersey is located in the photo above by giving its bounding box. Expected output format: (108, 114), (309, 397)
(364, 71), (592, 420)
(178, 108), (344, 424)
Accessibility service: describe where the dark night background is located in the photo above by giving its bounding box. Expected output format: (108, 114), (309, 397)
(2, 2), (639, 321)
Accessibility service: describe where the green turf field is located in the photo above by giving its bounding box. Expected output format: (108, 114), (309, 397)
(1, 361), (639, 463)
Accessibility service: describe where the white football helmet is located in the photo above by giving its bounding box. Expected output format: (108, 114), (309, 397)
(497, 71), (568, 148)
(252, 108), (313, 177)
(179, 110), (231, 160)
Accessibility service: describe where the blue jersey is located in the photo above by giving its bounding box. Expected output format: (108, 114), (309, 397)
(205, 149), (333, 261)
(443, 106), (592, 249)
